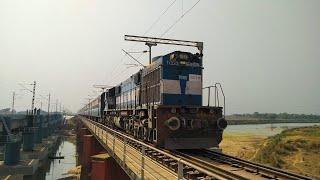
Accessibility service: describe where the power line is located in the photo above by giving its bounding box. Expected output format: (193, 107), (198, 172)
(106, 53), (127, 85)
(106, 0), (189, 85)
(126, 0), (201, 64)
(128, 0), (178, 62)
(122, 49), (145, 67)
(143, 0), (178, 36)
(160, 0), (201, 38)
(107, 50), (145, 86)
(106, 0), (176, 85)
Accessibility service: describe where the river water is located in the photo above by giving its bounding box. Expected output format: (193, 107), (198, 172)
(45, 139), (77, 179)
(26, 137), (78, 180)
(225, 122), (320, 136)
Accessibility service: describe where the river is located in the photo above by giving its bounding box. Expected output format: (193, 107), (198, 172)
(26, 137), (78, 180)
(225, 122), (320, 136)
(45, 139), (78, 179)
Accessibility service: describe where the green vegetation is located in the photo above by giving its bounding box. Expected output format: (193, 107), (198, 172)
(226, 112), (320, 125)
(252, 126), (320, 178)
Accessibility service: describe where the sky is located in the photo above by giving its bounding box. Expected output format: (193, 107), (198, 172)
(0, 0), (319, 114)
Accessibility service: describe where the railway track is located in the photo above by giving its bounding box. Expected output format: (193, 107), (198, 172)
(127, 140), (313, 179)
(175, 149), (313, 180)
(84, 119), (313, 180)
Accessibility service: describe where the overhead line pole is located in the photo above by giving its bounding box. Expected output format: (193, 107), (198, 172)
(31, 81), (36, 115)
(48, 93), (51, 115)
(11, 92), (15, 114)
(56, 99), (58, 113)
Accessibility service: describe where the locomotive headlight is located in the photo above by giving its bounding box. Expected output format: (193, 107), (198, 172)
(165, 117), (181, 131)
(217, 118), (227, 130)
(170, 54), (175, 61)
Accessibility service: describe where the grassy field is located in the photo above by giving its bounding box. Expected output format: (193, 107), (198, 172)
(221, 126), (320, 178)
(252, 126), (320, 178)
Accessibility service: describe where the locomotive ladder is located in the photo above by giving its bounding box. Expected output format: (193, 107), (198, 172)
(203, 83), (226, 117)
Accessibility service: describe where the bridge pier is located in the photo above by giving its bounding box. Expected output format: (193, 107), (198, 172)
(82, 134), (105, 166)
(22, 131), (34, 151)
(4, 139), (21, 165)
(76, 127), (89, 156)
(91, 153), (129, 180)
(76, 121), (130, 180)
(33, 127), (41, 144)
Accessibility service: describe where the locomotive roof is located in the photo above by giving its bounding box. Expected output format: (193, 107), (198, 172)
(152, 51), (195, 62)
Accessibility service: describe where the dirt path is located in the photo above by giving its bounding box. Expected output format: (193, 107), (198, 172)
(220, 133), (266, 159)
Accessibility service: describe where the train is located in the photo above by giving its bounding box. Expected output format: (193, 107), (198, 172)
(78, 50), (227, 149)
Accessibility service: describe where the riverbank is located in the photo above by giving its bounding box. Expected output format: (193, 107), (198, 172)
(221, 125), (320, 178)
(253, 126), (320, 178)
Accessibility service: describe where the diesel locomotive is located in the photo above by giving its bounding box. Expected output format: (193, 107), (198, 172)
(79, 50), (227, 149)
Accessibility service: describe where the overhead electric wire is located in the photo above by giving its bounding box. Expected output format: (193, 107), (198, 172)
(142, 0), (178, 36)
(107, 0), (198, 86)
(122, 49), (145, 67)
(125, 0), (178, 63)
(160, 0), (201, 38)
(105, 53), (128, 85)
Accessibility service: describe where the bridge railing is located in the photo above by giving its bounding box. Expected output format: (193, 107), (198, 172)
(82, 118), (222, 180)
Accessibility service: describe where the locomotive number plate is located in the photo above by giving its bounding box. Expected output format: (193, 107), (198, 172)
(189, 74), (201, 81)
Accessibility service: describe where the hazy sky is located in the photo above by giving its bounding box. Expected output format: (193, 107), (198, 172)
(0, 0), (319, 114)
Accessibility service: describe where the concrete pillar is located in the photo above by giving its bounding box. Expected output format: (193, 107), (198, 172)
(48, 122), (53, 136)
(90, 154), (130, 180)
(77, 128), (89, 154)
(80, 128), (90, 144)
(91, 153), (109, 180)
(22, 132), (34, 151)
(34, 127), (41, 144)
(38, 115), (43, 141)
(82, 134), (106, 167)
(42, 125), (48, 138)
(4, 141), (21, 165)
(82, 135), (94, 166)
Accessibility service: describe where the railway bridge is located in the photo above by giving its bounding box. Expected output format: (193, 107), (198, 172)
(77, 116), (311, 180)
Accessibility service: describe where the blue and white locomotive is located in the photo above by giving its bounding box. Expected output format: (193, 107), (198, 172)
(79, 51), (227, 149)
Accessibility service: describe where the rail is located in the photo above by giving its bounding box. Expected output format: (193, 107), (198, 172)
(175, 149), (312, 180)
(200, 149), (312, 180)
